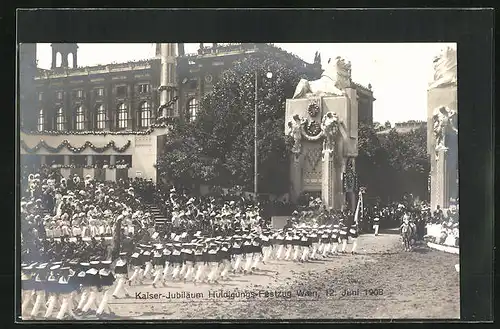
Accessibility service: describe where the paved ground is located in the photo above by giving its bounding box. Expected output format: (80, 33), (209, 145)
(100, 229), (459, 320)
(24, 229), (460, 320)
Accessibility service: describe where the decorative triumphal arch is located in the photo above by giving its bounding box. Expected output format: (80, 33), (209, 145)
(285, 56), (359, 210)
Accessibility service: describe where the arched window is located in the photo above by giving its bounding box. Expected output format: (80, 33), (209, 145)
(56, 107), (65, 131)
(96, 104), (106, 130)
(117, 103), (128, 129)
(56, 52), (62, 67)
(187, 98), (198, 122)
(75, 106), (85, 130)
(37, 109), (44, 132)
(140, 102), (151, 127)
(67, 53), (73, 68)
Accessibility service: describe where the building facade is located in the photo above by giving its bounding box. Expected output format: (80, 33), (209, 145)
(20, 43), (375, 182)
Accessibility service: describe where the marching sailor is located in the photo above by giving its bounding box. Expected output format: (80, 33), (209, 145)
(30, 263), (49, 319)
(206, 242), (220, 283)
(151, 245), (165, 287)
(309, 226), (320, 260)
(170, 243), (183, 281)
(231, 235), (244, 273)
(75, 262), (90, 314)
(112, 252), (131, 298)
(193, 242), (206, 284)
(127, 250), (143, 286)
(292, 231), (302, 261)
(96, 260), (115, 319)
(260, 230), (272, 263)
(300, 230), (313, 262)
(339, 219), (349, 253)
(331, 223), (340, 255)
(250, 237), (263, 271)
(349, 222), (359, 254)
(242, 235), (254, 273)
(44, 263), (61, 319)
(161, 244), (173, 284)
(80, 261), (100, 316)
(283, 231), (294, 261)
(219, 240), (232, 280)
(373, 213), (380, 236)
(55, 265), (77, 320)
(21, 263), (36, 318)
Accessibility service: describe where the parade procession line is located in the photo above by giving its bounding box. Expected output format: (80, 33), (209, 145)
(21, 232), (459, 320)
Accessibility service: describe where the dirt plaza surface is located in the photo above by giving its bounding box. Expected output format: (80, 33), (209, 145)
(82, 229), (460, 320)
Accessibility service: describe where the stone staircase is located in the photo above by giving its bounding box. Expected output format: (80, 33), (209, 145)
(147, 204), (168, 230)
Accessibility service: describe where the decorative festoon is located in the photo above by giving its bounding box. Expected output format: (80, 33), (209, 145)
(20, 139), (132, 154)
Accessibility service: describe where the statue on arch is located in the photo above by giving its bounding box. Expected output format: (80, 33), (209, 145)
(293, 57), (345, 99)
(429, 47), (457, 89)
(432, 106), (457, 152)
(287, 114), (304, 158)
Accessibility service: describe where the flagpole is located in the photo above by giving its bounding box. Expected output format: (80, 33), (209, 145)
(354, 190), (363, 225)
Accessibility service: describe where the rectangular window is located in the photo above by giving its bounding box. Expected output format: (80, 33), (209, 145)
(118, 110), (128, 129)
(96, 88), (104, 97)
(116, 86), (127, 97)
(76, 90), (83, 98)
(57, 91), (63, 100)
(38, 92), (43, 101)
(139, 84), (150, 94)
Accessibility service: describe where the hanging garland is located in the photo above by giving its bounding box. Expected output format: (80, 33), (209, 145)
(307, 103), (320, 118)
(299, 119), (324, 142)
(304, 120), (322, 137)
(21, 139), (132, 154)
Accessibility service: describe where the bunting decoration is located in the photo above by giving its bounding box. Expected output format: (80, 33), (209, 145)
(20, 139), (132, 154)
(343, 158), (356, 192)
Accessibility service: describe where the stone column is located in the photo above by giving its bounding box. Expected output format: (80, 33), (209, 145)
(290, 155), (303, 203)
(432, 147), (449, 210)
(109, 155), (116, 166)
(321, 149), (335, 208)
(64, 155), (70, 166)
(86, 155), (93, 166)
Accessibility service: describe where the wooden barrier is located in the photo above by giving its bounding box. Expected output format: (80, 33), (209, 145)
(105, 169), (116, 182)
(60, 168), (71, 179)
(116, 168), (128, 182)
(70, 168), (83, 179)
(427, 242), (459, 255)
(83, 168), (94, 179)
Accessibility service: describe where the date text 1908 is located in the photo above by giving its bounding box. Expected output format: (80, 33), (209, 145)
(337, 288), (384, 297)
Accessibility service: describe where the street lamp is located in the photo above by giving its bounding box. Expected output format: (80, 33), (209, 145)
(254, 70), (273, 198)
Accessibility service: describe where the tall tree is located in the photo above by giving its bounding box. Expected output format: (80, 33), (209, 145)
(157, 54), (317, 194)
(357, 122), (430, 203)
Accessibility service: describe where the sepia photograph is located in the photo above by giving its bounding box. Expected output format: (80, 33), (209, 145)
(18, 41), (459, 320)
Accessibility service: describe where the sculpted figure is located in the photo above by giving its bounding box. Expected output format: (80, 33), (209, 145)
(288, 114), (304, 156)
(293, 57), (345, 99)
(432, 106), (457, 151)
(321, 112), (339, 151)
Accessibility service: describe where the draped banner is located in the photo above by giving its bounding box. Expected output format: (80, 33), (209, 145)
(94, 168), (106, 182)
(116, 168), (129, 182)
